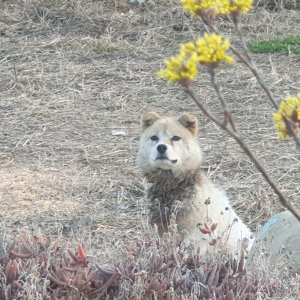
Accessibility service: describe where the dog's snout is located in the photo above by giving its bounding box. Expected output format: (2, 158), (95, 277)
(157, 144), (167, 154)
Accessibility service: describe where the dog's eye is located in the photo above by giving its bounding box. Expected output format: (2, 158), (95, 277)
(172, 136), (181, 141)
(151, 135), (159, 141)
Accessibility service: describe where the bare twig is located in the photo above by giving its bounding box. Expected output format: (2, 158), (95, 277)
(209, 69), (238, 132)
(183, 87), (300, 223)
(231, 16), (278, 108)
(202, 19), (279, 110)
(231, 19), (300, 150)
(202, 17), (300, 150)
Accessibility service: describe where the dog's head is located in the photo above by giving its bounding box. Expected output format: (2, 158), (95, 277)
(136, 112), (203, 176)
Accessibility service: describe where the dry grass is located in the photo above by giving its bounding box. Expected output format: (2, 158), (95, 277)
(0, 0), (300, 297)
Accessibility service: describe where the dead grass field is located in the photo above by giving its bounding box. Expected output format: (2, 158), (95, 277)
(0, 0), (300, 273)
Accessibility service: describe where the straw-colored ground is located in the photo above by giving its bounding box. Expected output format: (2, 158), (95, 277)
(0, 0), (299, 268)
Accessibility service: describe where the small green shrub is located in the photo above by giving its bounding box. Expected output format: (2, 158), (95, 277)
(249, 36), (300, 54)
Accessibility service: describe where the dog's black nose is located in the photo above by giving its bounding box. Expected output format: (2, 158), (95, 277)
(157, 144), (167, 154)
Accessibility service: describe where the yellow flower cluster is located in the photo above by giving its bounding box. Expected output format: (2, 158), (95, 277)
(158, 34), (233, 85)
(273, 94), (300, 139)
(223, 0), (253, 15)
(195, 33), (234, 64)
(180, 0), (252, 17)
(157, 52), (199, 84)
(181, 0), (220, 16)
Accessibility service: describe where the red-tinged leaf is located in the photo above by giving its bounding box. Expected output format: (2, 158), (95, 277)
(10, 250), (32, 259)
(238, 250), (245, 273)
(61, 257), (67, 268)
(5, 259), (18, 283)
(95, 264), (115, 276)
(39, 252), (47, 263)
(51, 240), (59, 256)
(0, 255), (8, 263)
(38, 234), (47, 248)
(8, 241), (16, 253)
(210, 223), (218, 232)
(77, 243), (86, 261)
(48, 272), (68, 286)
(147, 279), (167, 296)
(72, 273), (83, 287)
(199, 227), (211, 234)
(125, 245), (140, 257)
(60, 269), (70, 283)
(209, 238), (218, 246)
(91, 273), (118, 295)
(166, 291), (172, 300)
(45, 236), (51, 248)
(21, 243), (32, 255)
(68, 249), (79, 263)
(232, 272), (241, 278)
(12, 281), (23, 290)
(206, 265), (218, 287)
(87, 269), (96, 282)
(226, 289), (235, 300)
(63, 265), (81, 272)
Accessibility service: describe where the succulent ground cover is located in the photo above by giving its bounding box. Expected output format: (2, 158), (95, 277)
(1, 232), (295, 299)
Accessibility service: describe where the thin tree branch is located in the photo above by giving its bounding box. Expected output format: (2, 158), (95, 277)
(202, 18), (279, 109)
(209, 69), (238, 133)
(232, 19), (300, 150)
(183, 87), (300, 223)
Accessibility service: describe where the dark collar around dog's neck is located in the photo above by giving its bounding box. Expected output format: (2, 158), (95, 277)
(146, 168), (203, 232)
(145, 168), (203, 190)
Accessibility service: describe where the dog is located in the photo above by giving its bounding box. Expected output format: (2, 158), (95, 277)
(136, 112), (253, 254)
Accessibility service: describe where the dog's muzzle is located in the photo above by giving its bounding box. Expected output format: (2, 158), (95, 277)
(155, 144), (178, 164)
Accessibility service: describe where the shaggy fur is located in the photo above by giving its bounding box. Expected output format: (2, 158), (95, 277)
(137, 112), (253, 254)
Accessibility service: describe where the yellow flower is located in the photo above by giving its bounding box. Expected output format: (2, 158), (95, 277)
(158, 34), (233, 84)
(221, 0), (253, 15)
(180, 0), (225, 18)
(157, 51), (199, 85)
(180, 42), (196, 55)
(195, 33), (234, 65)
(180, 0), (252, 17)
(273, 94), (300, 139)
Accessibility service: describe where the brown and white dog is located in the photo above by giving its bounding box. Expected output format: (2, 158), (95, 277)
(136, 112), (252, 253)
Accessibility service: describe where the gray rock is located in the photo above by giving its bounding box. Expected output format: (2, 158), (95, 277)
(129, 0), (156, 5)
(129, 0), (145, 4)
(248, 211), (300, 274)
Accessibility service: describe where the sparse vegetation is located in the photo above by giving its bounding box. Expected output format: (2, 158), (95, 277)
(1, 232), (295, 299)
(249, 36), (300, 54)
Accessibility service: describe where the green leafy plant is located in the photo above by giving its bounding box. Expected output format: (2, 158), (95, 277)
(249, 36), (300, 54)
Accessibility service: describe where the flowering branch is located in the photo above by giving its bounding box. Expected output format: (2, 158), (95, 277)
(202, 19), (279, 110)
(183, 87), (300, 223)
(201, 17), (300, 149)
(158, 0), (300, 223)
(231, 18), (300, 149)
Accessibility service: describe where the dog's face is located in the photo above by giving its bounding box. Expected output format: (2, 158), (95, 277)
(136, 112), (202, 175)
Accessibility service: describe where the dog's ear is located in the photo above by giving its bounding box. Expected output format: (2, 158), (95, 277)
(142, 112), (160, 130)
(178, 114), (198, 135)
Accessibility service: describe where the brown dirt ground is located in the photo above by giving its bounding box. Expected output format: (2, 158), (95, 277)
(0, 0), (299, 263)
